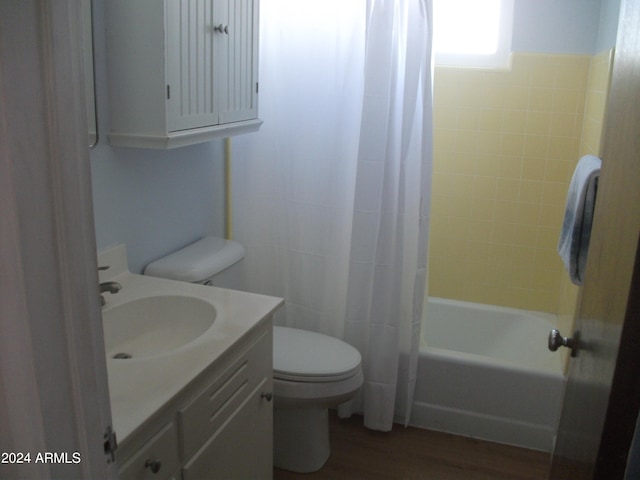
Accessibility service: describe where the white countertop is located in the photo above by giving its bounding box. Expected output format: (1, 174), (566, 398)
(98, 244), (283, 442)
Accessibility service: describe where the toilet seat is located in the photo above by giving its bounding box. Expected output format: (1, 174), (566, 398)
(273, 327), (362, 383)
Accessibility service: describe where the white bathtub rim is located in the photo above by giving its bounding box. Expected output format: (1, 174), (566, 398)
(423, 297), (557, 323)
(420, 344), (564, 377)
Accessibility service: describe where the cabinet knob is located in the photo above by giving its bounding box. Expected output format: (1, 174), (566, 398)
(144, 458), (162, 474)
(261, 392), (273, 402)
(214, 24), (229, 34)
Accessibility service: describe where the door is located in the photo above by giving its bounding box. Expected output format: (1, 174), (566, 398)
(166, 0), (258, 132)
(217, 0), (259, 124)
(0, 0), (116, 478)
(550, 0), (640, 478)
(182, 379), (273, 480)
(167, 0), (223, 131)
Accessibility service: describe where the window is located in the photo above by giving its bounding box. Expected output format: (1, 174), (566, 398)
(433, 0), (514, 69)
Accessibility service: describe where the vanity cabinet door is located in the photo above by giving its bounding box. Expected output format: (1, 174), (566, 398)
(179, 328), (272, 460)
(182, 378), (273, 480)
(166, 0), (259, 132)
(119, 422), (180, 480)
(180, 326), (273, 479)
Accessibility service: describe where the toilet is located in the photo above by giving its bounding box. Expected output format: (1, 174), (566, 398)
(144, 236), (364, 473)
(272, 325), (363, 472)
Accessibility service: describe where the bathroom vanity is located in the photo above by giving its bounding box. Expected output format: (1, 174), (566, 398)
(98, 245), (282, 479)
(105, 0), (261, 148)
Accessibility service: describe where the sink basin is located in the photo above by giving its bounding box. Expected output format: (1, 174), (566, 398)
(102, 295), (216, 358)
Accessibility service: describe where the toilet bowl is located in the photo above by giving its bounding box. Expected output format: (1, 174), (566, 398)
(144, 236), (363, 473)
(272, 326), (363, 473)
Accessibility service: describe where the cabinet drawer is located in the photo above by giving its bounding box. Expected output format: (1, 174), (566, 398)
(179, 329), (272, 460)
(119, 422), (179, 480)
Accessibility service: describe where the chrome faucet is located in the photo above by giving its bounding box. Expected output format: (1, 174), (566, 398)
(100, 281), (122, 306)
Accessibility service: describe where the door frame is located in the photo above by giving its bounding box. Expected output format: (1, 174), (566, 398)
(0, 1), (116, 478)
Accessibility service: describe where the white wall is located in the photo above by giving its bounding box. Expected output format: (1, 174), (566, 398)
(89, 0), (227, 273)
(512, 0), (618, 54)
(596, 0), (622, 52)
(90, 144), (225, 273)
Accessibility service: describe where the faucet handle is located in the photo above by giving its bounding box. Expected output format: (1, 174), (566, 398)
(99, 281), (122, 307)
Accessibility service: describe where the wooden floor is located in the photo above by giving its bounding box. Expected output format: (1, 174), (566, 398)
(274, 413), (552, 480)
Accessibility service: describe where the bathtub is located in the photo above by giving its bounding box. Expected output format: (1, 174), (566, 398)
(410, 297), (566, 452)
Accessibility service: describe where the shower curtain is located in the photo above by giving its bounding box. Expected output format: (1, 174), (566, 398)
(232, 0), (433, 431)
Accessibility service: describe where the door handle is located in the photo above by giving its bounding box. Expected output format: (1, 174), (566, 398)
(548, 329), (576, 356)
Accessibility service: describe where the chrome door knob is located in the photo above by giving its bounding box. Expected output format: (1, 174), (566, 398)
(548, 329), (575, 352)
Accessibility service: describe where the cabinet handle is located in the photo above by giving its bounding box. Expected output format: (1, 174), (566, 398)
(261, 392), (273, 402)
(214, 24), (229, 34)
(144, 458), (162, 474)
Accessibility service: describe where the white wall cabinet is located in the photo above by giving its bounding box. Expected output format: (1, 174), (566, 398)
(106, 0), (261, 149)
(116, 322), (273, 479)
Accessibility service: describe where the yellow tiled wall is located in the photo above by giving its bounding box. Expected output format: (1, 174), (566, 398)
(429, 53), (594, 313)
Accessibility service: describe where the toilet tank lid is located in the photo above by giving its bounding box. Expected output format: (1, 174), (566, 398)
(144, 236), (245, 283)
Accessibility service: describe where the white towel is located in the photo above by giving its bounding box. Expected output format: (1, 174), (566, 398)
(558, 155), (602, 285)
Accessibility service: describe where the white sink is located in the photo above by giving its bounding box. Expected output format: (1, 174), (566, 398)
(102, 295), (216, 359)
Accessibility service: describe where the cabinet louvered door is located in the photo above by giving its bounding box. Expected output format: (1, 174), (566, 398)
(166, 0), (257, 132)
(166, 0), (221, 132)
(218, 0), (259, 124)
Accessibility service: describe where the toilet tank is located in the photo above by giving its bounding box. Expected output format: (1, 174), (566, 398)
(144, 236), (246, 290)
